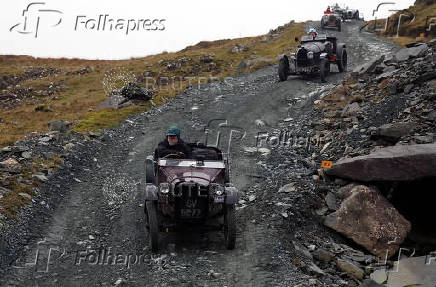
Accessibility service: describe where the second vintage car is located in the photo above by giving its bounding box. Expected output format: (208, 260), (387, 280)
(321, 13), (342, 31)
(278, 34), (347, 82)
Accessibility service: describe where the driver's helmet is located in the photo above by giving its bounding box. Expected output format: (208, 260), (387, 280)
(307, 28), (318, 37)
(167, 126), (181, 137)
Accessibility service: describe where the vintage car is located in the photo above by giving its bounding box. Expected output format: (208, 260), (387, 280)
(143, 143), (239, 252)
(344, 9), (360, 20)
(278, 34), (347, 82)
(321, 13), (342, 31)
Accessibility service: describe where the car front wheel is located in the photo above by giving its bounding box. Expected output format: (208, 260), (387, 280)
(278, 57), (290, 82)
(320, 58), (330, 83)
(337, 50), (347, 72)
(146, 201), (159, 252)
(224, 204), (236, 249)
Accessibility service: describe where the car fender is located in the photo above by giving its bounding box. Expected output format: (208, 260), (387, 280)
(145, 184), (158, 201)
(225, 186), (240, 204)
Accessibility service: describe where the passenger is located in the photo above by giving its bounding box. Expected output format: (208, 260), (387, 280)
(155, 126), (191, 159)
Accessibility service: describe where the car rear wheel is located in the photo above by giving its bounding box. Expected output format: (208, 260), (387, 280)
(224, 204), (236, 250)
(146, 201), (159, 252)
(337, 50), (347, 72)
(320, 58), (330, 83)
(278, 56), (289, 82)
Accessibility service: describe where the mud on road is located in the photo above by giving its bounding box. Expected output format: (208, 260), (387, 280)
(0, 22), (399, 286)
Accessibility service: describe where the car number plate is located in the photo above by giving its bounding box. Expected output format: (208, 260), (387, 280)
(214, 195), (225, 203)
(180, 208), (202, 218)
(329, 22), (334, 25)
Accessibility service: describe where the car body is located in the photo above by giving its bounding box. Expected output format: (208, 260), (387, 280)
(330, 4), (360, 21)
(321, 13), (342, 31)
(344, 9), (360, 20)
(143, 144), (239, 252)
(278, 34), (347, 82)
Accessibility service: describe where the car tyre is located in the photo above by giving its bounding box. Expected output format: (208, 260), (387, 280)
(224, 204), (236, 250)
(320, 58), (330, 83)
(337, 49), (347, 72)
(278, 56), (289, 82)
(146, 201), (159, 252)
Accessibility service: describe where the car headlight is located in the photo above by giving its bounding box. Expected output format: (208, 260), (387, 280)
(307, 52), (314, 59)
(210, 183), (225, 196)
(159, 182), (170, 194)
(290, 53), (296, 60)
(216, 186), (224, 196)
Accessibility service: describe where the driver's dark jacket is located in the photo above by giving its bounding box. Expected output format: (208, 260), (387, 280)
(154, 138), (191, 159)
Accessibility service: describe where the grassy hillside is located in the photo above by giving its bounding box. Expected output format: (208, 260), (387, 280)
(0, 21), (305, 147)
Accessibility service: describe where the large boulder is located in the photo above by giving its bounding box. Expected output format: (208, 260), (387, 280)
(120, 82), (152, 101)
(325, 143), (436, 182)
(324, 185), (411, 258)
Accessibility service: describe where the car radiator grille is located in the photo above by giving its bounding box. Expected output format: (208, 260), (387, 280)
(297, 49), (311, 67)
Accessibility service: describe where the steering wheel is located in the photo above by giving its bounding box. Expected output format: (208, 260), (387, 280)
(161, 152), (185, 159)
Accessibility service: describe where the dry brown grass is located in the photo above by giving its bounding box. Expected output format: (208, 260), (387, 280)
(0, 155), (64, 218)
(0, 22), (305, 146)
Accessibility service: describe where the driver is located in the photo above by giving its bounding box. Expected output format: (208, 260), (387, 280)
(155, 126), (191, 159)
(307, 28), (318, 38)
(324, 6), (332, 14)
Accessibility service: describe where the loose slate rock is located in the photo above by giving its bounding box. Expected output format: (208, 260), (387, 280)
(358, 280), (384, 287)
(336, 258), (365, 280)
(371, 122), (417, 144)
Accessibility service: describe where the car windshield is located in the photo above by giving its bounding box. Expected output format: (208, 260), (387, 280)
(158, 159), (225, 169)
(301, 34), (327, 42)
